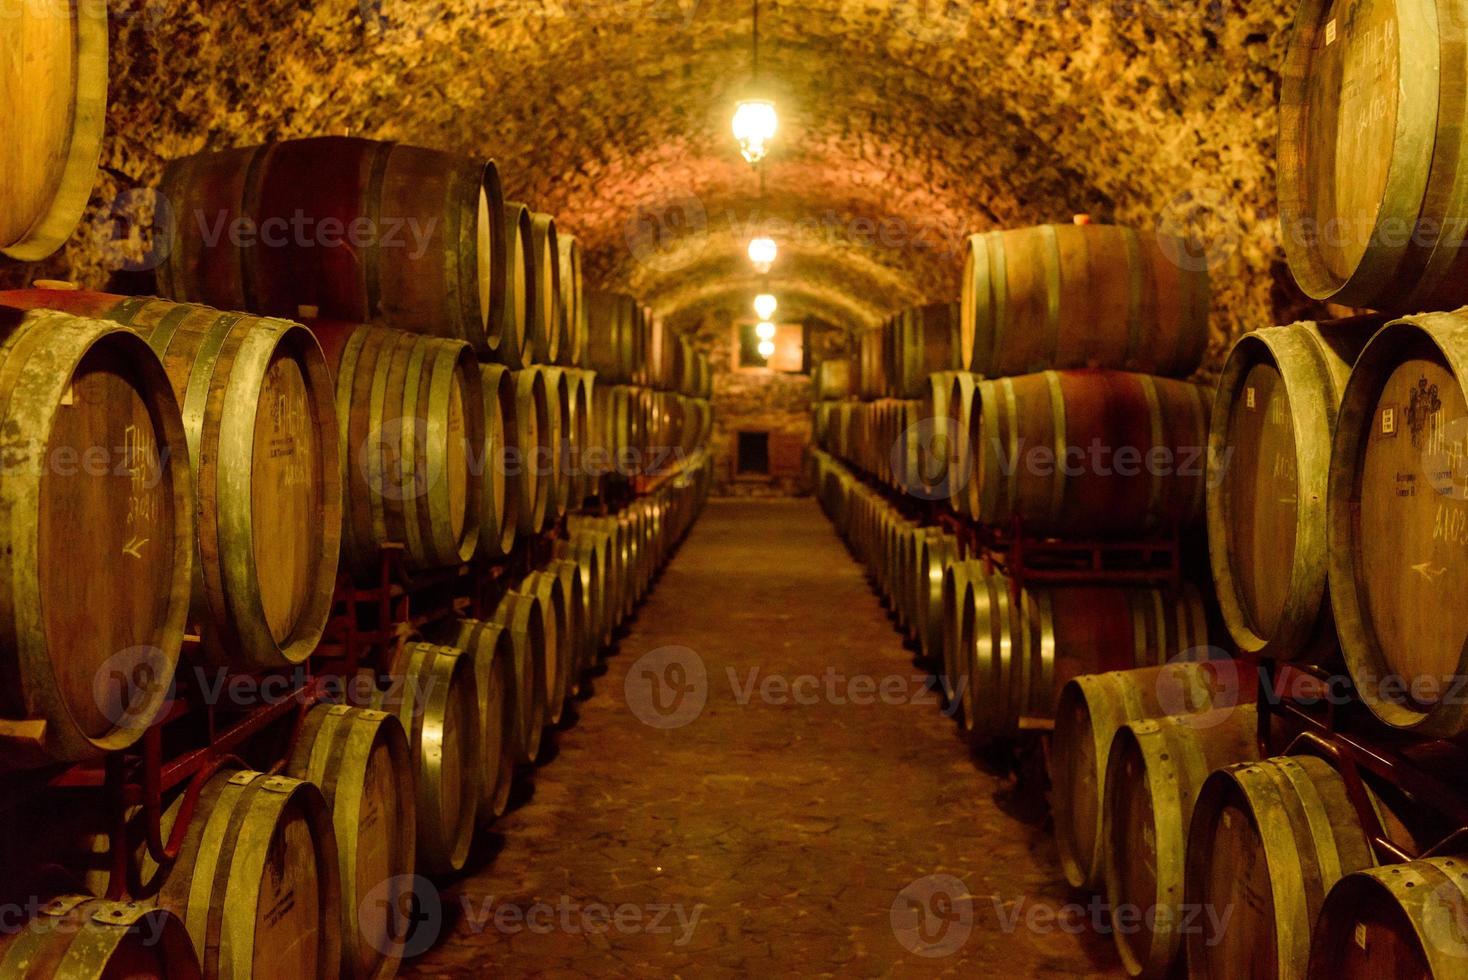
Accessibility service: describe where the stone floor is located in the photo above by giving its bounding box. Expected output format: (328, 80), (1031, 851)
(402, 498), (1122, 978)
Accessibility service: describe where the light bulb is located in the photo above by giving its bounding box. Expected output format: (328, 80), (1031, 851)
(755, 320), (776, 340)
(748, 237), (777, 273)
(753, 293), (777, 320)
(757, 338), (776, 359)
(732, 100), (778, 164)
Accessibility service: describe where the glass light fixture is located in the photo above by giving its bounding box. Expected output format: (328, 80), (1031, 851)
(755, 320), (776, 340)
(748, 237), (777, 273)
(757, 338), (776, 359)
(753, 293), (777, 320)
(733, 100), (778, 164)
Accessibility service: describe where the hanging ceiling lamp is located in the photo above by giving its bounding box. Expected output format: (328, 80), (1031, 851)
(757, 338), (776, 359)
(753, 293), (777, 321)
(733, 0), (777, 164)
(748, 236), (778, 273)
(755, 320), (776, 340)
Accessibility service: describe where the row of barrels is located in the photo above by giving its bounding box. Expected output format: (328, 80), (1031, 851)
(586, 291), (713, 396)
(812, 450), (1214, 741)
(814, 367), (1211, 538)
(0, 463), (714, 979)
(0, 292), (713, 769)
(1208, 309), (1468, 738)
(1051, 658), (1464, 979)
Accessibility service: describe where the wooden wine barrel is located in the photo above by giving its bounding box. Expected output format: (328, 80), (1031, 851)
(0, 306), (193, 767)
(1328, 310), (1468, 736)
(1, 293), (343, 669)
(0, 895), (200, 979)
(1184, 755), (1377, 979)
(891, 303), (961, 398)
(160, 769), (342, 979)
(585, 291), (637, 384)
(158, 138), (506, 354)
(1209, 318), (1382, 660)
(970, 370), (1209, 536)
(496, 203), (533, 369)
(1052, 660), (1250, 891)
(1, 3), (107, 261)
(940, 560), (992, 719)
(324, 323), (482, 577)
(524, 209), (561, 365)
(814, 360), (853, 401)
(547, 558), (590, 696)
(476, 364), (517, 558)
(1306, 856), (1468, 978)
(559, 531), (611, 651)
(962, 579), (1212, 743)
(569, 514), (629, 636)
(946, 372), (980, 516)
(960, 225), (1210, 378)
(509, 368), (549, 534)
(429, 619), (518, 822)
(491, 589), (549, 764)
(564, 368), (594, 507)
(537, 366), (572, 523)
(286, 704), (415, 980)
(557, 232), (585, 367)
(374, 641), (480, 875)
(1104, 705), (1261, 978)
(1279, 0), (1468, 312)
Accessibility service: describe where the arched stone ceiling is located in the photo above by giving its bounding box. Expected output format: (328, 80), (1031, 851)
(9, 0), (1303, 359)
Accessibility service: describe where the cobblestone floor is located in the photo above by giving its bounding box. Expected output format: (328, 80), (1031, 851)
(402, 498), (1121, 978)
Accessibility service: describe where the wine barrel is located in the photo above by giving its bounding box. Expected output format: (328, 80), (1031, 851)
(815, 360), (853, 401)
(959, 225), (1209, 378)
(476, 364), (517, 558)
(0, 896), (200, 979)
(490, 589), (549, 764)
(945, 372), (981, 516)
(969, 370), (1208, 536)
(374, 641), (480, 875)
(585, 291), (637, 384)
(547, 558), (590, 696)
(324, 323), (482, 577)
(158, 138), (506, 354)
(891, 303), (960, 398)
(536, 366), (572, 523)
(557, 232), (585, 367)
(1051, 660), (1250, 891)
(0, 306), (192, 767)
(569, 515), (628, 636)
(1279, 0), (1468, 312)
(520, 209), (560, 365)
(1104, 705), (1261, 978)
(1184, 755), (1377, 979)
(509, 368), (549, 535)
(1306, 856), (1468, 978)
(496, 203), (533, 369)
(159, 769), (342, 979)
(564, 368), (594, 507)
(559, 531), (611, 651)
(1, 3), (107, 261)
(1209, 318), (1382, 659)
(429, 619), (517, 822)
(940, 560), (992, 720)
(1328, 310), (1468, 735)
(914, 530), (958, 664)
(1, 292), (343, 669)
(962, 579), (1212, 742)
(286, 704), (415, 980)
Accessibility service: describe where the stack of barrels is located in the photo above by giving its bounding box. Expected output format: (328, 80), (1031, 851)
(0, 133), (715, 978)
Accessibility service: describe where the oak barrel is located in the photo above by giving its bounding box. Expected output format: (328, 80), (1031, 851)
(1279, 0), (1468, 312)
(548, 557), (591, 697)
(158, 138), (507, 353)
(323, 323), (482, 577)
(1051, 660), (1250, 891)
(939, 559), (992, 721)
(475, 364), (517, 558)
(1104, 705), (1261, 978)
(1328, 310), (1468, 735)
(558, 531), (611, 652)
(1306, 856), (1468, 978)
(491, 589), (549, 764)
(535, 366), (572, 523)
(0, 895), (200, 979)
(959, 225), (1209, 378)
(159, 769), (342, 979)
(1, 1), (108, 261)
(429, 619), (518, 822)
(945, 372), (980, 516)
(1184, 755), (1378, 979)
(375, 641), (480, 875)
(890, 303), (960, 398)
(557, 232), (585, 367)
(521, 569), (572, 726)
(913, 529), (959, 664)
(1208, 318), (1381, 659)
(286, 704), (415, 980)
(814, 360), (853, 400)
(522, 209), (561, 365)
(509, 368), (549, 534)
(969, 370), (1209, 536)
(0, 306), (193, 766)
(585, 291), (637, 384)
(495, 203), (533, 369)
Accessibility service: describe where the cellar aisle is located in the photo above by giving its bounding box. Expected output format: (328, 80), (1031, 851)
(404, 498), (1118, 978)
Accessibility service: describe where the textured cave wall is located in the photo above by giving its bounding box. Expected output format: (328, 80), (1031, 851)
(3, 0), (1331, 434)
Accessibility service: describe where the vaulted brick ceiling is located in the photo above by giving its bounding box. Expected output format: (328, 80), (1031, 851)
(22, 0), (1296, 353)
